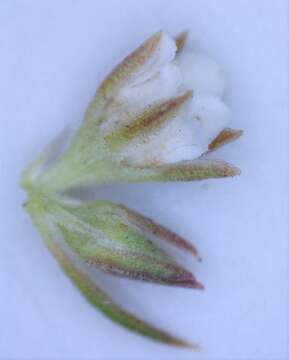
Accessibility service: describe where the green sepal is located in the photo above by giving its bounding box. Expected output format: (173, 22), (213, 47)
(26, 202), (198, 349)
(25, 195), (202, 289)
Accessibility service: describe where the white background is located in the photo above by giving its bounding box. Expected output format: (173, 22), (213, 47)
(1, 1), (288, 359)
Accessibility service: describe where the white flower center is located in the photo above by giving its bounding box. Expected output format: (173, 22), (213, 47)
(115, 32), (230, 165)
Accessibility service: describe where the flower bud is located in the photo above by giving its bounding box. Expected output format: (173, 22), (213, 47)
(27, 196), (203, 289)
(23, 31), (241, 193)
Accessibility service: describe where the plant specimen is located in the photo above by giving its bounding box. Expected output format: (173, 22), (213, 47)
(22, 31), (242, 349)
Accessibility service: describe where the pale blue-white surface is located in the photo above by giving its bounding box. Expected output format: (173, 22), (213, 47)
(0, 0), (288, 359)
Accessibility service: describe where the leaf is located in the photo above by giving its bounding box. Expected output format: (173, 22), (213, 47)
(208, 128), (243, 152)
(153, 159), (241, 181)
(116, 204), (201, 261)
(107, 158), (240, 184)
(52, 243), (198, 348)
(85, 31), (176, 126)
(27, 207), (198, 349)
(44, 198), (204, 289)
(175, 31), (189, 53)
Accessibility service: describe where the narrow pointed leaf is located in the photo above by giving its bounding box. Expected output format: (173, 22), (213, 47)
(97, 32), (163, 98)
(117, 204), (201, 261)
(33, 157), (240, 192)
(175, 31), (189, 53)
(50, 199), (203, 289)
(154, 159), (241, 181)
(85, 31), (175, 125)
(208, 128), (243, 152)
(28, 208), (198, 349)
(111, 159), (240, 183)
(52, 244), (198, 349)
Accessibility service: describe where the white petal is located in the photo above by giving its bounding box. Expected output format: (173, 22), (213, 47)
(127, 94), (230, 165)
(100, 33), (180, 133)
(118, 107), (204, 165)
(128, 32), (177, 87)
(100, 34), (231, 166)
(121, 94), (231, 165)
(155, 116), (204, 163)
(118, 62), (182, 109)
(102, 61), (183, 133)
(176, 51), (226, 97)
(190, 95), (230, 148)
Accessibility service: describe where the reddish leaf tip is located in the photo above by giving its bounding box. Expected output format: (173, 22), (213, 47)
(173, 339), (201, 351)
(230, 165), (241, 176)
(193, 280), (205, 291)
(173, 272), (205, 290)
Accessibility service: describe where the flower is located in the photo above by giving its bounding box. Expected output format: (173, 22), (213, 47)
(23, 31), (242, 193)
(25, 192), (203, 349)
(27, 198), (198, 349)
(22, 31), (242, 348)
(27, 195), (203, 288)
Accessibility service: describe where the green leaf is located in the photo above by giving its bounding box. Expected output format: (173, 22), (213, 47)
(116, 203), (201, 260)
(208, 128), (243, 152)
(48, 198), (203, 289)
(100, 159), (241, 183)
(27, 205), (199, 349)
